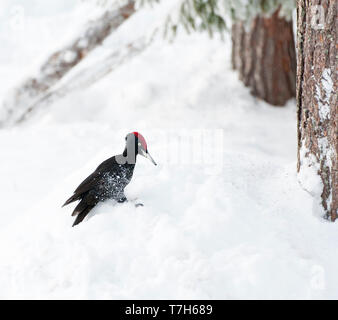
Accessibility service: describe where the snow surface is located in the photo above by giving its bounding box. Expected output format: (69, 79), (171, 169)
(0, 1), (337, 299)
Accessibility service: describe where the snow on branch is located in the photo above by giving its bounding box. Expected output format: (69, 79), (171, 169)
(0, 0), (136, 127)
(17, 37), (150, 124)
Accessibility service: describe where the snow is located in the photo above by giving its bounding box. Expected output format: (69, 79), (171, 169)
(62, 50), (78, 64)
(0, 0), (109, 100)
(297, 144), (323, 200)
(0, 1), (337, 300)
(316, 68), (333, 121)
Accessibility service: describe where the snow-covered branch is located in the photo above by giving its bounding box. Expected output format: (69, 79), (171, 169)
(0, 0), (135, 127)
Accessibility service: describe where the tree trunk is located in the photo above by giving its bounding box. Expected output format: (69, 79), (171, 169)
(231, 9), (296, 106)
(297, 0), (337, 221)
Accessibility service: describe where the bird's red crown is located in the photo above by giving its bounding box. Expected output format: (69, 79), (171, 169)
(132, 132), (147, 150)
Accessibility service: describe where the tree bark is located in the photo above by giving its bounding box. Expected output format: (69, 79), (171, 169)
(297, 0), (337, 221)
(231, 8), (296, 106)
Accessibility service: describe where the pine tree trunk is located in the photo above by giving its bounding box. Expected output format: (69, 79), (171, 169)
(297, 0), (337, 221)
(231, 9), (296, 106)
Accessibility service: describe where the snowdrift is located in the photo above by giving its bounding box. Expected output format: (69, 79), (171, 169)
(0, 1), (337, 299)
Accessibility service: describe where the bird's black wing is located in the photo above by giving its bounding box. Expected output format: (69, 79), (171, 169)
(63, 156), (125, 227)
(62, 156), (116, 207)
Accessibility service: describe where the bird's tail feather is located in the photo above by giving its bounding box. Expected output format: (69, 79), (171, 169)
(62, 194), (79, 207)
(72, 205), (94, 227)
(72, 199), (88, 216)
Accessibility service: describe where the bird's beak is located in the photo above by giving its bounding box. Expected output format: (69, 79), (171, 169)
(144, 150), (157, 166)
